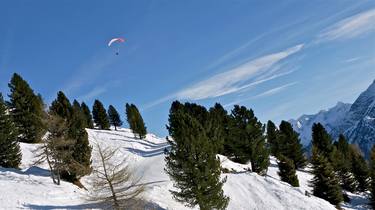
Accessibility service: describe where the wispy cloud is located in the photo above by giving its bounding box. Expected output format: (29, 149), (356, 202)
(175, 44), (303, 100)
(143, 44), (303, 110)
(343, 56), (362, 63)
(317, 8), (375, 42)
(77, 86), (108, 102)
(224, 82), (298, 108)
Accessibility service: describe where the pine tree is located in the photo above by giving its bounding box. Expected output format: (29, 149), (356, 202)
(108, 105), (122, 131)
(165, 109), (229, 210)
(278, 121), (306, 170)
(69, 100), (92, 179)
(50, 91), (73, 119)
(207, 103), (228, 154)
(81, 102), (94, 129)
(309, 147), (343, 207)
(349, 145), (369, 192)
(7, 73), (45, 143)
(277, 155), (299, 187)
(125, 103), (147, 139)
(0, 93), (22, 168)
(311, 123), (334, 161)
(370, 145), (375, 209)
(332, 134), (356, 192)
(226, 105), (269, 175)
(267, 120), (279, 156)
(92, 99), (110, 130)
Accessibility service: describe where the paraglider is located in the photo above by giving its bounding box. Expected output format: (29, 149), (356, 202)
(108, 37), (126, 55)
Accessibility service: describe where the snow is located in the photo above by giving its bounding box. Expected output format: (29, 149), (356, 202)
(0, 128), (369, 209)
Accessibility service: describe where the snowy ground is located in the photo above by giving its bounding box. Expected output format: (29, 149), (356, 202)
(0, 128), (370, 209)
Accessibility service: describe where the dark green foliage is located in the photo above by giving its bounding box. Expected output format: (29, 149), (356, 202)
(0, 93), (22, 168)
(226, 105), (269, 175)
(125, 103), (147, 139)
(332, 135), (356, 192)
(207, 103), (228, 154)
(7, 73), (45, 143)
(266, 120), (279, 156)
(277, 155), (299, 187)
(81, 102), (94, 129)
(349, 145), (369, 192)
(277, 121), (306, 169)
(92, 99), (110, 130)
(370, 146), (375, 209)
(165, 109), (229, 210)
(310, 147), (343, 207)
(50, 91), (73, 119)
(108, 105), (122, 130)
(311, 123), (334, 160)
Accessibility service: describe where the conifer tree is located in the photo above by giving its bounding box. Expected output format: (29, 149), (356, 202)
(207, 103), (228, 154)
(278, 121), (306, 169)
(108, 105), (122, 130)
(81, 102), (94, 129)
(370, 145), (375, 209)
(311, 123), (334, 160)
(125, 103), (147, 139)
(50, 91), (72, 119)
(226, 105), (269, 175)
(277, 155), (299, 187)
(309, 147), (343, 207)
(0, 93), (22, 168)
(92, 99), (110, 130)
(165, 109), (229, 210)
(267, 120), (279, 156)
(7, 73), (45, 143)
(349, 145), (369, 192)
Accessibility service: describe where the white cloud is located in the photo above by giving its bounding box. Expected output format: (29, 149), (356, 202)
(77, 86), (108, 101)
(317, 8), (375, 42)
(176, 44), (303, 100)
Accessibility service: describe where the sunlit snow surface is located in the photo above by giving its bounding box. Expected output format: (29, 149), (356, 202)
(0, 128), (369, 209)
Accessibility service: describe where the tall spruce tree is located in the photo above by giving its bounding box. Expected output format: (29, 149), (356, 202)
(0, 93), (22, 168)
(311, 123), (334, 160)
(125, 103), (147, 139)
(226, 105), (269, 175)
(349, 145), (369, 192)
(92, 99), (110, 130)
(278, 121), (306, 170)
(81, 102), (94, 129)
(310, 147), (343, 207)
(370, 145), (375, 209)
(50, 91), (73, 119)
(266, 120), (279, 156)
(165, 109), (229, 210)
(108, 105), (122, 131)
(277, 155), (299, 187)
(7, 73), (45, 143)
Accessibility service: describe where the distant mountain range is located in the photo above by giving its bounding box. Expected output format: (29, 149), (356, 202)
(290, 80), (375, 158)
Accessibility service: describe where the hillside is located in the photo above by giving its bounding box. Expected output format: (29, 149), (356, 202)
(0, 128), (368, 209)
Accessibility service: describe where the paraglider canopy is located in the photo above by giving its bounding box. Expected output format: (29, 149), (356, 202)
(108, 38), (126, 46)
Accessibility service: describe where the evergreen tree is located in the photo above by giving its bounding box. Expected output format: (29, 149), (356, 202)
(370, 145), (375, 209)
(50, 91), (72, 119)
(309, 147), (343, 207)
(311, 123), (334, 160)
(350, 145), (369, 192)
(207, 103), (228, 154)
(108, 105), (122, 131)
(332, 134), (356, 192)
(125, 103), (147, 139)
(7, 73), (45, 143)
(0, 93), (22, 168)
(165, 109), (229, 210)
(226, 105), (269, 175)
(266, 120), (279, 156)
(81, 102), (94, 129)
(92, 99), (110, 130)
(277, 155), (299, 187)
(278, 121), (306, 169)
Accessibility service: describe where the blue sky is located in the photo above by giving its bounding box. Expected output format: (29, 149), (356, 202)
(1, 1), (375, 136)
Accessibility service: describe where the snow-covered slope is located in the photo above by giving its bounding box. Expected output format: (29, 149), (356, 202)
(0, 128), (365, 209)
(290, 80), (375, 157)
